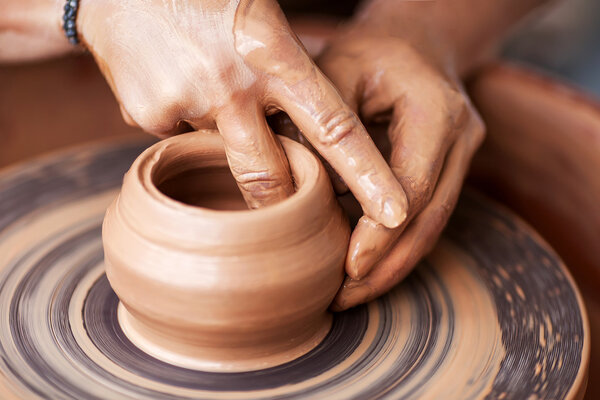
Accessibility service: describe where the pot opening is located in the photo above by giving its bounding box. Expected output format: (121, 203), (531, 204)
(154, 161), (248, 211)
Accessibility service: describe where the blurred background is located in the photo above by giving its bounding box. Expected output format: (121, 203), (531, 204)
(504, 0), (600, 96)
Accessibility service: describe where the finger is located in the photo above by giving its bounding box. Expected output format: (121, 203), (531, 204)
(332, 115), (485, 310)
(216, 102), (295, 209)
(345, 215), (401, 280)
(345, 216), (400, 279)
(268, 112), (349, 194)
(346, 89), (466, 279)
(274, 67), (408, 228)
(238, 0), (405, 224)
(323, 161), (350, 194)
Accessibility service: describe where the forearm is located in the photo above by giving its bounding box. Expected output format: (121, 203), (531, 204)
(346, 0), (554, 77)
(0, 0), (73, 63)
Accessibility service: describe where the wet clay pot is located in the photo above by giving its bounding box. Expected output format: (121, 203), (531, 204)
(102, 131), (350, 372)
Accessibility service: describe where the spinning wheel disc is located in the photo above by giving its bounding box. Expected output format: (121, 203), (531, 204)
(0, 140), (589, 399)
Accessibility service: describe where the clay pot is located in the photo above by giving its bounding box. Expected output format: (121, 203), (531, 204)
(102, 131), (350, 372)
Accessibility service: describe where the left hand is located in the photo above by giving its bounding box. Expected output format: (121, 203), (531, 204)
(317, 36), (486, 310)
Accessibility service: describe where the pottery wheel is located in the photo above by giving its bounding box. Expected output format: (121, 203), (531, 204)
(0, 140), (589, 399)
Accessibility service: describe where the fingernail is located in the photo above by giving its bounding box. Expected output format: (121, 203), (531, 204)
(348, 260), (361, 280)
(380, 196), (407, 229)
(354, 260), (375, 280)
(337, 284), (373, 309)
(346, 244), (363, 279)
(343, 278), (363, 290)
(347, 247), (374, 280)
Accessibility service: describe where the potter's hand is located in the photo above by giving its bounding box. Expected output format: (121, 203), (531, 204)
(318, 37), (485, 310)
(77, 0), (406, 225)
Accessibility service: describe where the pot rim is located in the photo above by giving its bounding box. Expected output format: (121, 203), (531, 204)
(127, 130), (327, 226)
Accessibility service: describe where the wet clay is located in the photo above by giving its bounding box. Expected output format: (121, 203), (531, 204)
(0, 140), (589, 398)
(102, 131), (350, 372)
(72, 0), (408, 230)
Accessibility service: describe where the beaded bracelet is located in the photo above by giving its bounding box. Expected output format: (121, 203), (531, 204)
(62, 0), (80, 45)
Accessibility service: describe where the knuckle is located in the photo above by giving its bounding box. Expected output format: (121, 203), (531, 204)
(446, 89), (470, 126)
(119, 79), (186, 135)
(133, 105), (179, 135)
(315, 110), (360, 146)
(428, 84), (449, 102)
(468, 112), (487, 151)
(127, 98), (183, 135)
(233, 170), (284, 196)
(127, 104), (155, 125)
(157, 78), (184, 101)
(447, 87), (467, 109)
(119, 105), (138, 127)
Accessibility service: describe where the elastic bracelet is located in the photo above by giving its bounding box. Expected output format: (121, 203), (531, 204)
(62, 0), (80, 45)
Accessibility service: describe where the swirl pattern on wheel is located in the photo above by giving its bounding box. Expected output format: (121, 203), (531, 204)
(0, 141), (588, 399)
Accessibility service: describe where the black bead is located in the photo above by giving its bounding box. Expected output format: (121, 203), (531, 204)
(64, 20), (76, 30)
(65, 8), (76, 19)
(62, 0), (80, 46)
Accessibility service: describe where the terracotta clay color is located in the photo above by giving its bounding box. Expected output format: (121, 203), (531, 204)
(68, 0), (410, 227)
(0, 139), (589, 398)
(101, 130), (350, 372)
(467, 63), (600, 400)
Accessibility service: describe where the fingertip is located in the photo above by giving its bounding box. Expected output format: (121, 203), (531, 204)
(345, 243), (373, 280)
(331, 277), (360, 311)
(357, 177), (408, 229)
(334, 284), (372, 310)
(345, 216), (392, 280)
(379, 193), (408, 229)
(354, 264), (372, 281)
(329, 300), (345, 312)
(344, 234), (359, 277)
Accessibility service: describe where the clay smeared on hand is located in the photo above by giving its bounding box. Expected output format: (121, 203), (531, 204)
(76, 0), (406, 230)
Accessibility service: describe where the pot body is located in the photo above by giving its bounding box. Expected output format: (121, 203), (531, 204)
(102, 131), (350, 371)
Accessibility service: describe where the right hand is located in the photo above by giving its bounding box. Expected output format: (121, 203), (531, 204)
(78, 0), (407, 227)
(317, 35), (486, 310)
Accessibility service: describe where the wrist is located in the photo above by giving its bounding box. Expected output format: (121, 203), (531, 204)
(344, 0), (496, 79)
(336, 17), (461, 80)
(76, 0), (103, 51)
(346, 0), (552, 78)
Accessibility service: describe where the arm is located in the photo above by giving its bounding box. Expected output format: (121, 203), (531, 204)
(349, 0), (554, 77)
(318, 0), (553, 309)
(0, 0), (73, 62)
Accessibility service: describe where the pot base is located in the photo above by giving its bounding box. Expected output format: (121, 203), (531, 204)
(117, 302), (333, 372)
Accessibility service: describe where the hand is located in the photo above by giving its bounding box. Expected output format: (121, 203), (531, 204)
(77, 0), (407, 227)
(317, 36), (485, 310)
